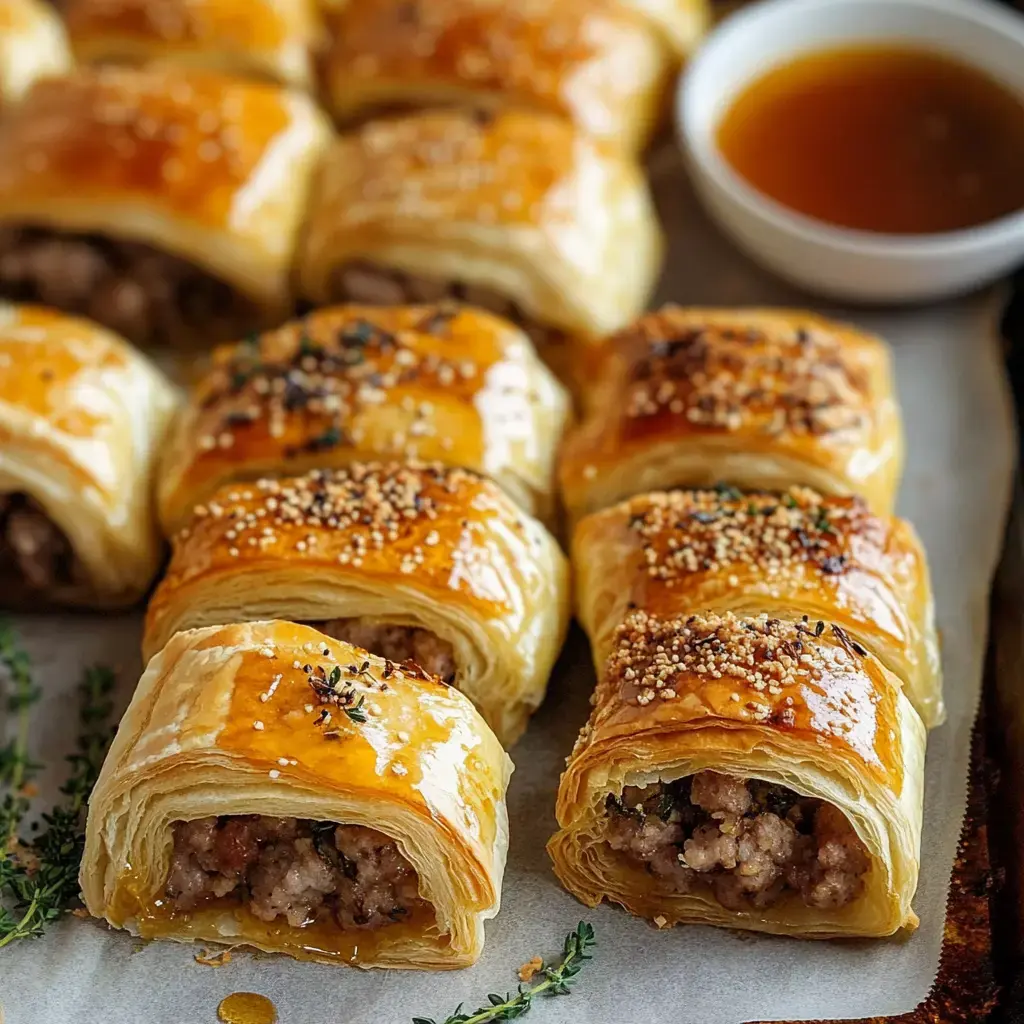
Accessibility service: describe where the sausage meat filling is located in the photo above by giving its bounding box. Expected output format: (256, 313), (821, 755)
(314, 617), (457, 684)
(0, 493), (80, 596)
(604, 772), (870, 910)
(165, 816), (427, 930)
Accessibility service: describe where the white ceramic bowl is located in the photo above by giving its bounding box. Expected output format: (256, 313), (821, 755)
(678, 0), (1024, 304)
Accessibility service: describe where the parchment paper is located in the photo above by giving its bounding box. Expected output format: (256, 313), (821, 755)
(0, 144), (1016, 1024)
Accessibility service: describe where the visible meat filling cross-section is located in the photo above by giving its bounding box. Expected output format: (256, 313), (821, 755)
(605, 772), (870, 911)
(316, 617), (458, 684)
(0, 226), (263, 348)
(0, 493), (80, 595)
(165, 816), (427, 930)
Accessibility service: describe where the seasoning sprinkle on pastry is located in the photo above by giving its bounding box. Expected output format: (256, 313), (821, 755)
(82, 621), (513, 968)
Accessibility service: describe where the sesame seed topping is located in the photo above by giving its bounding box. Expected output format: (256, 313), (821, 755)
(253, 720), (264, 731)
(268, 769), (280, 779)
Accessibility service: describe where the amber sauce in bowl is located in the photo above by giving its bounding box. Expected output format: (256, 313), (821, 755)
(717, 46), (1024, 235)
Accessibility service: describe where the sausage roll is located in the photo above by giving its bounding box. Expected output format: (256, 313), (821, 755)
(321, 0), (672, 153)
(0, 303), (177, 608)
(0, 66), (331, 348)
(573, 486), (943, 727)
(64, 0), (319, 89)
(296, 110), (663, 382)
(560, 308), (904, 521)
(82, 620), (512, 968)
(0, 0), (72, 105)
(619, 0), (709, 58)
(145, 463), (571, 747)
(156, 305), (570, 534)
(548, 610), (924, 938)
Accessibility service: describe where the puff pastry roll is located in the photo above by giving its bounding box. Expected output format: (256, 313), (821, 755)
(156, 305), (570, 534)
(573, 486), (943, 727)
(0, 0), (71, 106)
(0, 66), (331, 348)
(560, 308), (904, 520)
(548, 611), (924, 938)
(0, 303), (177, 608)
(64, 0), (319, 89)
(82, 620), (512, 968)
(145, 463), (570, 746)
(321, 0), (672, 153)
(297, 110), (663, 379)
(618, 0), (709, 58)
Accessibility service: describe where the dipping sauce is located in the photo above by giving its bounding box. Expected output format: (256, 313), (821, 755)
(717, 46), (1024, 234)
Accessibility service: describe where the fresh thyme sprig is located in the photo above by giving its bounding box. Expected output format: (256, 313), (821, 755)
(413, 922), (596, 1024)
(0, 632), (116, 948)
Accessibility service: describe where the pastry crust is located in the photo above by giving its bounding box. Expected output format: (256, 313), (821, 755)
(82, 620), (513, 968)
(0, 66), (331, 330)
(145, 462), (571, 746)
(156, 305), (571, 534)
(548, 610), (924, 938)
(0, 0), (71, 105)
(560, 308), (904, 521)
(296, 110), (664, 341)
(0, 303), (178, 608)
(573, 486), (943, 727)
(618, 0), (709, 57)
(65, 0), (320, 88)
(321, 0), (672, 153)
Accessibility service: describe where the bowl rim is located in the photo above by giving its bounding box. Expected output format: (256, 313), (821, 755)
(677, 0), (1024, 258)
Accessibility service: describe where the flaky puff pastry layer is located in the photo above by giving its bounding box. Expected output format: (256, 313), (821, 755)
(0, 66), (331, 324)
(0, 304), (178, 607)
(82, 620), (513, 969)
(156, 305), (570, 534)
(0, 0), (71, 105)
(573, 487), (943, 727)
(297, 110), (664, 340)
(560, 308), (904, 521)
(145, 463), (570, 746)
(65, 0), (321, 88)
(322, 0), (672, 153)
(548, 611), (924, 938)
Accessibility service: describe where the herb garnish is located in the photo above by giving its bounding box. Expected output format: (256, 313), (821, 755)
(0, 624), (116, 947)
(412, 922), (596, 1024)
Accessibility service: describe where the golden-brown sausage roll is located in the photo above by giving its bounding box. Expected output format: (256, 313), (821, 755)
(82, 620), (512, 968)
(619, 0), (709, 58)
(296, 110), (664, 380)
(0, 303), (178, 608)
(0, 66), (331, 348)
(156, 305), (570, 534)
(573, 487), (943, 727)
(0, 0), (72, 105)
(560, 308), (904, 520)
(548, 610), (924, 938)
(145, 463), (571, 746)
(64, 0), (319, 88)
(321, 0), (672, 153)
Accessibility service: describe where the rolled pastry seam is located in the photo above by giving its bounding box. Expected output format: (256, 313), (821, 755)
(296, 109), (664, 381)
(146, 462), (570, 748)
(0, 0), (72, 105)
(559, 307), (904, 521)
(321, 0), (673, 153)
(82, 620), (513, 969)
(155, 305), (570, 534)
(0, 66), (332, 348)
(0, 303), (178, 608)
(549, 611), (924, 938)
(573, 486), (943, 727)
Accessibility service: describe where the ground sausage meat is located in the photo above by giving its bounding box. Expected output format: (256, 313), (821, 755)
(0, 493), (79, 593)
(605, 772), (870, 911)
(329, 260), (563, 351)
(165, 816), (427, 930)
(0, 226), (262, 348)
(316, 617), (457, 683)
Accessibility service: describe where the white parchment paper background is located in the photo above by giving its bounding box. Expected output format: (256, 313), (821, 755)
(0, 146), (1016, 1024)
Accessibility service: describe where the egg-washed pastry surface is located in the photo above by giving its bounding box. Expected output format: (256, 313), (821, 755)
(560, 307), (903, 520)
(156, 305), (570, 534)
(145, 462), (570, 746)
(0, 303), (178, 609)
(0, 66), (331, 348)
(82, 620), (513, 969)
